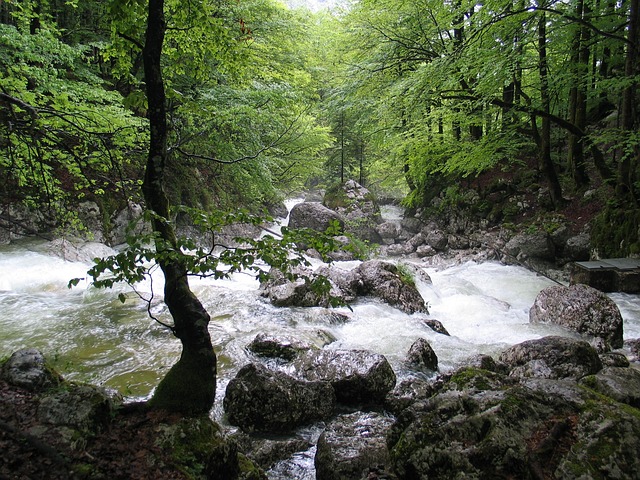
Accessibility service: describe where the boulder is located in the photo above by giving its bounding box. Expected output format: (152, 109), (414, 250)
(406, 338), (438, 371)
(563, 232), (591, 261)
(499, 336), (602, 379)
(352, 260), (428, 314)
(291, 349), (396, 405)
(580, 366), (640, 408)
(223, 363), (335, 432)
(529, 284), (624, 350)
(246, 333), (313, 361)
(385, 243), (415, 256)
(1, 348), (62, 392)
(314, 412), (395, 480)
(416, 244), (437, 258)
(423, 230), (448, 251)
(504, 231), (555, 261)
(37, 383), (118, 433)
(322, 180), (383, 243)
(388, 370), (640, 479)
(259, 266), (347, 308)
(288, 202), (345, 233)
(376, 222), (401, 243)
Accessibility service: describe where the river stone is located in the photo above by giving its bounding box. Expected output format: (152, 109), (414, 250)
(37, 383), (118, 433)
(388, 369), (640, 479)
(353, 260), (428, 314)
(499, 336), (602, 379)
(290, 349), (396, 405)
(376, 221), (401, 242)
(529, 284), (624, 350)
(1, 348), (62, 392)
(599, 351), (630, 367)
(385, 243), (415, 256)
(288, 202), (345, 233)
(406, 338), (438, 371)
(314, 412), (395, 480)
(223, 363), (335, 432)
(246, 333), (313, 361)
(563, 232), (591, 261)
(505, 231), (555, 261)
(423, 230), (448, 251)
(423, 318), (449, 336)
(579, 366), (640, 408)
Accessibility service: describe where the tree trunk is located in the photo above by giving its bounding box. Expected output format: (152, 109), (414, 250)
(142, 0), (216, 414)
(538, 10), (564, 207)
(567, 0), (590, 188)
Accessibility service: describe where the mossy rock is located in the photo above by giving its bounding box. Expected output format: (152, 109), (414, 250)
(155, 415), (265, 480)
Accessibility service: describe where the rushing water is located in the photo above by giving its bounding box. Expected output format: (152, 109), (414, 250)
(1, 204), (640, 474)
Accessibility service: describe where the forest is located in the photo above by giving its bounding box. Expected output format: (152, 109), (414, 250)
(1, 1), (640, 476)
(1, 0), (639, 250)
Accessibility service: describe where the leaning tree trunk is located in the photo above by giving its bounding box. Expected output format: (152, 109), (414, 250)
(142, 0), (216, 414)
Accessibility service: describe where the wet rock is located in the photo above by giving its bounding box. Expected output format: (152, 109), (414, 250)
(109, 202), (146, 246)
(400, 217), (422, 234)
(389, 369), (640, 479)
(626, 338), (640, 363)
(579, 366), (640, 408)
(563, 232), (591, 261)
(376, 222), (401, 243)
(529, 284), (624, 350)
(406, 338), (438, 371)
(259, 266), (347, 308)
(422, 319), (449, 336)
(247, 333), (314, 361)
(499, 336), (602, 379)
(463, 354), (501, 372)
(315, 412), (395, 480)
(385, 243), (415, 256)
(37, 383), (118, 433)
(47, 239), (116, 264)
(353, 260), (428, 314)
(415, 244), (437, 258)
(423, 230), (448, 251)
(384, 378), (444, 416)
(288, 202), (345, 233)
(504, 231), (555, 261)
(232, 432), (311, 470)
(291, 349), (396, 405)
(223, 363), (335, 432)
(599, 352), (630, 367)
(1, 348), (62, 392)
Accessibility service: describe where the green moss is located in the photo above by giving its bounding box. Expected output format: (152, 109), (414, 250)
(591, 205), (640, 257)
(448, 368), (502, 392)
(396, 263), (416, 288)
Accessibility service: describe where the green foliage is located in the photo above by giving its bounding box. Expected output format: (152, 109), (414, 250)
(0, 21), (146, 232)
(70, 208), (349, 309)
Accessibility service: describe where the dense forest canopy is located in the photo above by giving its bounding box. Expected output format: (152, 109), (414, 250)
(1, 0), (638, 236)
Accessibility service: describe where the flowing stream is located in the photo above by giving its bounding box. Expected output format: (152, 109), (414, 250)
(1, 202), (640, 477)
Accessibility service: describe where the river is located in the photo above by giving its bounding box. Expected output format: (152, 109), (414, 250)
(1, 205), (639, 476)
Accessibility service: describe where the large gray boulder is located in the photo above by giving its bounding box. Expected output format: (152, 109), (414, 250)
(288, 202), (345, 233)
(529, 284), (624, 350)
(579, 366), (640, 408)
(1, 348), (62, 392)
(37, 383), (118, 434)
(314, 412), (395, 480)
(291, 349), (396, 405)
(260, 260), (428, 315)
(223, 363), (335, 432)
(505, 231), (556, 261)
(323, 180), (382, 243)
(389, 369), (640, 479)
(499, 336), (602, 379)
(352, 260), (429, 314)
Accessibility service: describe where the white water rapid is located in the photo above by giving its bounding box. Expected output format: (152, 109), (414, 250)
(1, 202), (640, 477)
